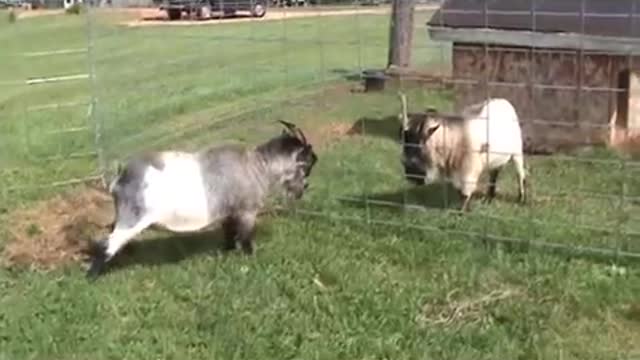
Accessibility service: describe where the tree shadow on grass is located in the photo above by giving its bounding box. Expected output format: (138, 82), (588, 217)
(349, 115), (401, 142)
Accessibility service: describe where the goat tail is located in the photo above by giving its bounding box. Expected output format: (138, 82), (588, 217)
(106, 161), (125, 194)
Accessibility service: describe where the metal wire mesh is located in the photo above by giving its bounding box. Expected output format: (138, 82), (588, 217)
(1, 0), (640, 265)
(0, 9), (100, 208)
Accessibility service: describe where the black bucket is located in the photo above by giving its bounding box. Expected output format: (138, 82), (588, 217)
(362, 69), (387, 92)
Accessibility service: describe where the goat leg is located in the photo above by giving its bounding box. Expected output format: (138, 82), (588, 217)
(485, 168), (501, 204)
(226, 212), (257, 255)
(86, 220), (116, 279)
(86, 240), (109, 281)
(86, 217), (152, 281)
(238, 216), (257, 255)
(518, 178), (528, 204)
(459, 193), (473, 213)
(222, 217), (239, 251)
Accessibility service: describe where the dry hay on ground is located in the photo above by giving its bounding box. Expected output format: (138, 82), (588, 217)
(0, 112), (394, 272)
(416, 287), (523, 327)
(0, 122), (351, 271)
(304, 122), (354, 146)
(2, 185), (114, 271)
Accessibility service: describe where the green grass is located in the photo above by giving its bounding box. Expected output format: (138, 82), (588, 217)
(0, 7), (448, 205)
(1, 8), (640, 360)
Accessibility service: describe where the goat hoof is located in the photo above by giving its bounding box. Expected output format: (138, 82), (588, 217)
(86, 248), (108, 281)
(222, 240), (237, 252)
(240, 244), (254, 256)
(86, 261), (106, 281)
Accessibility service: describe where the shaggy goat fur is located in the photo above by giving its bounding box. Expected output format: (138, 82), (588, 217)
(86, 121), (317, 279)
(399, 93), (527, 212)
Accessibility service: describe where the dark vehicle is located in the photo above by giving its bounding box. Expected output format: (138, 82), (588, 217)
(160, 0), (268, 20)
(271, 0), (306, 6)
(0, 0), (25, 8)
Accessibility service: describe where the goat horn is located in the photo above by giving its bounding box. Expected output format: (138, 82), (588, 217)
(398, 91), (409, 130)
(277, 120), (297, 133)
(295, 128), (308, 145)
(277, 120), (308, 144)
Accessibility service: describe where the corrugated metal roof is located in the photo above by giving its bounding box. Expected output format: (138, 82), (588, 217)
(427, 0), (640, 39)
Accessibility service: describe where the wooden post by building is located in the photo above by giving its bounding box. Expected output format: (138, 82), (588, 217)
(387, 0), (415, 69)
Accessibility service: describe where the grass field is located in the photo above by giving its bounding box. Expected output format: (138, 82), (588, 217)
(1, 7), (640, 360)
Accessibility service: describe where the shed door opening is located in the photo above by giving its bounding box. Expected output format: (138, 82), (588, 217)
(616, 69), (630, 131)
(615, 68), (640, 139)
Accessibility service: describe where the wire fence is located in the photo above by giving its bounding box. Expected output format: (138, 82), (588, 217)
(1, 0), (640, 264)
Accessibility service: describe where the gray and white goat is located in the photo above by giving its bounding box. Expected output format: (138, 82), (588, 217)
(87, 121), (318, 279)
(398, 93), (527, 212)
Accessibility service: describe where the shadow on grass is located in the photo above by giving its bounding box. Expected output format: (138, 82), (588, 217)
(339, 183), (464, 211)
(94, 224), (273, 275)
(349, 115), (400, 142)
(338, 184), (640, 267)
(330, 68), (362, 82)
(92, 230), (225, 275)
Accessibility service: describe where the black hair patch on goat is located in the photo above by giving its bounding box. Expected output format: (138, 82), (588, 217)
(222, 213), (257, 255)
(110, 156), (158, 228)
(296, 145), (318, 177)
(115, 153), (164, 188)
(256, 133), (307, 158)
(140, 152), (166, 171)
(257, 133), (319, 176)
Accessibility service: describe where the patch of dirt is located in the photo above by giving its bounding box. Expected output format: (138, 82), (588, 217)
(122, 5), (438, 27)
(14, 9), (64, 19)
(0, 102), (355, 271)
(2, 184), (114, 271)
(300, 121), (357, 149)
(320, 122), (355, 141)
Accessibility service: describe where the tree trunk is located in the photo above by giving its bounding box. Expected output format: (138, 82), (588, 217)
(387, 0), (415, 69)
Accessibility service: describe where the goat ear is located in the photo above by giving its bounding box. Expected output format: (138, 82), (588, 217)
(416, 120), (426, 137)
(294, 146), (311, 164)
(299, 145), (316, 160)
(425, 122), (441, 139)
(293, 146), (305, 157)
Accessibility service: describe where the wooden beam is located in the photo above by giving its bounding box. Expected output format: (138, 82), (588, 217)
(387, 0), (415, 69)
(429, 26), (640, 54)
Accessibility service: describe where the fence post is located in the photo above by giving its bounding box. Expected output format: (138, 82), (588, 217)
(85, 1), (107, 188)
(387, 0), (415, 69)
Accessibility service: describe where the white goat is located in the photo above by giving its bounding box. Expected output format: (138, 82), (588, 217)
(399, 93), (527, 212)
